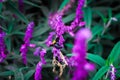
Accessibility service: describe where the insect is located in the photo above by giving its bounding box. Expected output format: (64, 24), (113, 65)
(50, 37), (63, 49)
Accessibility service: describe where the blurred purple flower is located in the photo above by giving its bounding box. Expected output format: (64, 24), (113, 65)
(20, 44), (28, 64)
(110, 64), (116, 80)
(35, 62), (42, 80)
(0, 28), (8, 62)
(0, 0), (5, 2)
(24, 21), (34, 44)
(72, 28), (94, 80)
(34, 47), (46, 80)
(20, 21), (34, 64)
(18, 0), (24, 12)
(45, 32), (55, 47)
(52, 47), (61, 60)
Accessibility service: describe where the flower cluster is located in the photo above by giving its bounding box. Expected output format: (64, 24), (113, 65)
(20, 21), (35, 64)
(0, 28), (8, 62)
(110, 64), (116, 80)
(44, 0), (86, 78)
(71, 28), (94, 80)
(34, 47), (46, 80)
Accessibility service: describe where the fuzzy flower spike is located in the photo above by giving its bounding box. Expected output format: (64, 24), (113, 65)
(0, 28), (8, 62)
(34, 47), (46, 80)
(110, 64), (116, 80)
(45, 0), (85, 77)
(20, 21), (35, 64)
(72, 28), (94, 80)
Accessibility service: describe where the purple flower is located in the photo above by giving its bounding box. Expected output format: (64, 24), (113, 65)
(20, 21), (34, 64)
(71, 28), (93, 80)
(52, 47), (61, 60)
(34, 48), (46, 80)
(0, 0), (5, 2)
(0, 28), (8, 62)
(34, 62), (42, 80)
(34, 47), (41, 56)
(45, 32), (55, 47)
(20, 44), (28, 64)
(24, 21), (34, 44)
(110, 64), (116, 80)
(40, 49), (46, 64)
(18, 0), (24, 12)
(29, 43), (36, 48)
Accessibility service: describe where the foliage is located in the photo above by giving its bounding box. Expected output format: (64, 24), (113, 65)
(0, 0), (120, 80)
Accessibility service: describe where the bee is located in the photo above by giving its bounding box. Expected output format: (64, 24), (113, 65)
(50, 37), (63, 49)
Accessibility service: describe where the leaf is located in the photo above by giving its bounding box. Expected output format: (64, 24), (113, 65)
(11, 31), (25, 35)
(92, 66), (109, 80)
(24, 0), (49, 17)
(108, 8), (112, 19)
(33, 24), (50, 37)
(83, 7), (92, 28)
(92, 25), (103, 38)
(63, 13), (75, 23)
(0, 3), (2, 13)
(87, 53), (105, 66)
(14, 69), (24, 80)
(66, 53), (73, 57)
(107, 41), (120, 64)
(24, 70), (35, 80)
(24, 0), (40, 8)
(94, 10), (107, 23)
(59, 0), (69, 10)
(65, 43), (73, 48)
(6, 0), (29, 24)
(0, 71), (14, 76)
(5, 38), (11, 52)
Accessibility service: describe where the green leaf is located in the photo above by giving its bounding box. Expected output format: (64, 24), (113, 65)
(107, 41), (120, 64)
(24, 70), (35, 80)
(94, 10), (107, 23)
(7, 0), (29, 24)
(24, 0), (40, 8)
(0, 3), (2, 13)
(87, 53), (105, 66)
(14, 69), (24, 80)
(11, 31), (25, 35)
(5, 38), (11, 52)
(65, 43), (73, 48)
(83, 7), (92, 28)
(92, 25), (103, 38)
(8, 20), (14, 33)
(92, 66), (109, 80)
(108, 8), (112, 19)
(66, 53), (73, 57)
(59, 0), (69, 10)
(0, 71), (14, 76)
(63, 13), (75, 23)
(33, 24), (50, 37)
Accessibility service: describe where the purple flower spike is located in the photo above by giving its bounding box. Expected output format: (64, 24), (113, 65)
(40, 49), (46, 64)
(0, 0), (5, 2)
(18, 0), (24, 12)
(34, 48), (46, 80)
(29, 44), (36, 48)
(20, 21), (34, 64)
(35, 62), (42, 80)
(34, 47), (41, 56)
(72, 28), (93, 80)
(110, 64), (116, 80)
(20, 44), (28, 64)
(24, 21), (34, 44)
(0, 28), (8, 62)
(45, 32), (55, 47)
